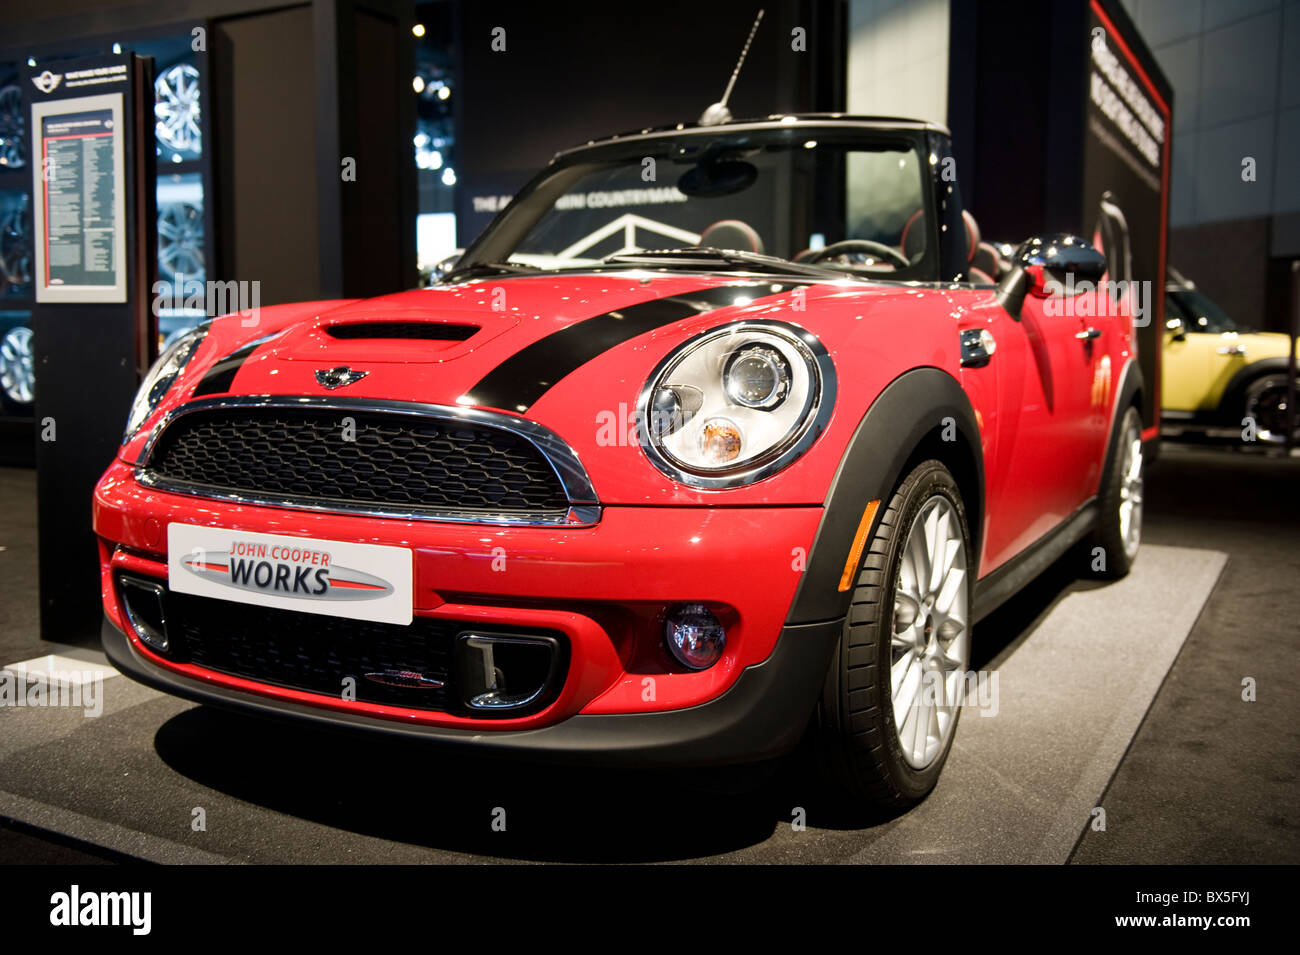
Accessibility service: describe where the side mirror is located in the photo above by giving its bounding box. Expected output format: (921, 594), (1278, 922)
(430, 252), (463, 284)
(996, 233), (1108, 319)
(1165, 317), (1187, 342)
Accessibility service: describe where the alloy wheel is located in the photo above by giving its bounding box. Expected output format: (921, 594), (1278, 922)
(1118, 420), (1143, 559)
(890, 495), (969, 770)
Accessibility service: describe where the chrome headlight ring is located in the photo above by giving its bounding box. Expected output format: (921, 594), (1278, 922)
(636, 320), (836, 489)
(123, 323), (209, 442)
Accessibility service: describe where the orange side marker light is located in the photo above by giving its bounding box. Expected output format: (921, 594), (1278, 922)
(837, 499), (880, 592)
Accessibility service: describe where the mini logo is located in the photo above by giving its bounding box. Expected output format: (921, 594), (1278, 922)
(315, 366), (368, 389)
(32, 70), (62, 94)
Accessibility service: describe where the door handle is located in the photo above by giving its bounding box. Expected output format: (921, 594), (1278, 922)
(1075, 327), (1102, 341)
(1216, 344), (1247, 357)
(960, 328), (996, 368)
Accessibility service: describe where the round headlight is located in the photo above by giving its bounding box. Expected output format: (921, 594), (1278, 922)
(636, 321), (834, 488)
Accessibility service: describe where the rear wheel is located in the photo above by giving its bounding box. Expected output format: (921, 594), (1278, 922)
(810, 459), (972, 811)
(1088, 406), (1143, 578)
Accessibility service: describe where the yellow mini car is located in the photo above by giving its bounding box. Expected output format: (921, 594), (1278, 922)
(1162, 269), (1297, 442)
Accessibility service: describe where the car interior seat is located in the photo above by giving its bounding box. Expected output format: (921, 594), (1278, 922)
(961, 210), (997, 284)
(972, 242), (1005, 282)
(699, 219), (764, 255)
(900, 209), (926, 263)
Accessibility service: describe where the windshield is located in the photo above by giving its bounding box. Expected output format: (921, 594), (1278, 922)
(1168, 289), (1238, 333)
(453, 127), (936, 281)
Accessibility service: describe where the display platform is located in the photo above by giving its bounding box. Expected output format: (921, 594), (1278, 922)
(0, 544), (1224, 864)
(847, 544), (1227, 864)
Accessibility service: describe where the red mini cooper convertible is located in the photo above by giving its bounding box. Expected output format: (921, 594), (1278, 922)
(95, 115), (1144, 810)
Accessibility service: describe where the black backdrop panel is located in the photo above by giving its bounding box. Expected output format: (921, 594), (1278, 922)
(454, 0), (846, 245)
(947, 0), (1171, 433)
(347, 7), (409, 298)
(1082, 1), (1172, 432)
(214, 8), (320, 306)
(29, 53), (154, 643)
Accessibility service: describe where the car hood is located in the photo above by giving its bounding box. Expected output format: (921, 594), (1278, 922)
(124, 270), (953, 506)
(177, 272), (843, 412)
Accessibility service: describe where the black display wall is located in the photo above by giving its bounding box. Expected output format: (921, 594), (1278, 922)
(453, 0), (847, 245)
(947, 0), (1174, 435)
(213, 0), (417, 304)
(1, 0), (418, 310)
(28, 53), (157, 643)
(2, 0), (418, 642)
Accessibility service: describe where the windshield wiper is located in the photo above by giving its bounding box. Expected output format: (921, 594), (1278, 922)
(601, 247), (842, 279)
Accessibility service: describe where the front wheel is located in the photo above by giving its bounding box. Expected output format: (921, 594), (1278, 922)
(1244, 374), (1298, 444)
(809, 459), (973, 811)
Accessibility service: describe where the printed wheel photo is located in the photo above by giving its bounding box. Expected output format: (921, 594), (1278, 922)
(154, 62), (202, 157)
(0, 324), (34, 406)
(0, 198), (32, 295)
(0, 84), (25, 169)
(158, 200), (205, 284)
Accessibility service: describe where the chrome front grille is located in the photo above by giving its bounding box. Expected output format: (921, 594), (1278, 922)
(137, 397), (599, 525)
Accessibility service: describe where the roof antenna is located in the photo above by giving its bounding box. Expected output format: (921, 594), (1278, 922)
(699, 9), (765, 126)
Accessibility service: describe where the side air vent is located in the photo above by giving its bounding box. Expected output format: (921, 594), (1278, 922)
(324, 322), (479, 341)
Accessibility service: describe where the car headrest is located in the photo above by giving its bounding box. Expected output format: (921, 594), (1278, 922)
(699, 220), (764, 255)
(962, 210), (981, 263)
(899, 209), (926, 260)
(972, 241), (1002, 280)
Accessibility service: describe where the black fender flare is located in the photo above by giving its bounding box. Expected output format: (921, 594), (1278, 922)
(1096, 358), (1145, 497)
(1216, 357), (1295, 425)
(786, 367), (984, 625)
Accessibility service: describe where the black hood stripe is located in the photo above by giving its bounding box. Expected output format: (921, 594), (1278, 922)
(463, 283), (808, 413)
(192, 333), (278, 397)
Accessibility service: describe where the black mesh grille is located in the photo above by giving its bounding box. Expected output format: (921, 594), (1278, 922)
(144, 407), (571, 516)
(147, 587), (564, 714)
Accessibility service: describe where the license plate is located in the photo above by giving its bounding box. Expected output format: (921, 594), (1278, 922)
(167, 523), (413, 625)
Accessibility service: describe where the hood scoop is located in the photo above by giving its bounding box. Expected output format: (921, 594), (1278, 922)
(272, 312), (519, 364)
(325, 321), (479, 341)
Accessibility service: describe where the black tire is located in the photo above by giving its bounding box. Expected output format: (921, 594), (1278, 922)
(1243, 373), (1297, 444)
(1088, 405), (1143, 579)
(808, 459), (973, 812)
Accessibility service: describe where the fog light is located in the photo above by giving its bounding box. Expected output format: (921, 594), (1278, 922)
(664, 603), (726, 670)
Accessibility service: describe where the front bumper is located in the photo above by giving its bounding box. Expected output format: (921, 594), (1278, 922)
(95, 460), (840, 761)
(102, 612), (842, 767)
